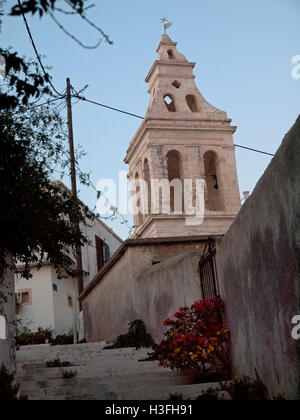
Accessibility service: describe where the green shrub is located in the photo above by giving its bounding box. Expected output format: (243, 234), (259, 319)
(196, 376), (286, 400)
(167, 393), (185, 401)
(196, 388), (219, 400)
(104, 320), (156, 350)
(46, 359), (73, 368)
(222, 376), (269, 400)
(51, 330), (74, 346)
(155, 297), (231, 381)
(16, 326), (53, 346)
(62, 370), (77, 379)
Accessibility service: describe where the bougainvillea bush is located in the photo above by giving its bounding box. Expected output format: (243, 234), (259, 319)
(154, 296), (231, 381)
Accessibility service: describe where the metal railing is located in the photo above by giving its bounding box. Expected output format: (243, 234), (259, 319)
(199, 238), (219, 300)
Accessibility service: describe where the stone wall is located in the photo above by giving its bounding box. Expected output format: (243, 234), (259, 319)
(216, 115), (300, 399)
(81, 237), (206, 343)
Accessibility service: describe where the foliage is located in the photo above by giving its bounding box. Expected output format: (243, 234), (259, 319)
(0, 364), (27, 400)
(104, 320), (156, 350)
(0, 48), (52, 111)
(51, 330), (74, 346)
(15, 295), (22, 316)
(195, 376), (286, 400)
(138, 351), (157, 362)
(16, 326), (53, 346)
(222, 375), (269, 401)
(154, 297), (231, 381)
(10, 0), (87, 17)
(62, 370), (77, 379)
(0, 106), (92, 279)
(46, 359), (72, 368)
(196, 387), (219, 401)
(167, 393), (185, 402)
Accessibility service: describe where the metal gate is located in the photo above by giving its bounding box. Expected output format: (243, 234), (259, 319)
(199, 237), (219, 300)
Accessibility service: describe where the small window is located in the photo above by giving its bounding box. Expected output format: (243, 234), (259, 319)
(18, 289), (32, 306)
(104, 244), (110, 264)
(53, 284), (58, 292)
(95, 235), (104, 271)
(95, 236), (110, 271)
(167, 49), (175, 59)
(172, 80), (181, 89)
(67, 295), (73, 308)
(163, 95), (176, 112)
(21, 292), (29, 303)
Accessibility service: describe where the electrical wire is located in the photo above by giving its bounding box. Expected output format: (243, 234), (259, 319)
(73, 93), (275, 157)
(17, 0), (63, 97)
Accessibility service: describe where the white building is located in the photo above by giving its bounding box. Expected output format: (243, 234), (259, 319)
(15, 181), (123, 337)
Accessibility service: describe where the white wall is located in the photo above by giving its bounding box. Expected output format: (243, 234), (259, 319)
(15, 266), (55, 332)
(81, 217), (123, 288)
(51, 267), (78, 336)
(15, 199), (123, 337)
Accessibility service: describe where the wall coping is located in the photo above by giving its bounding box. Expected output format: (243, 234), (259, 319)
(79, 235), (221, 301)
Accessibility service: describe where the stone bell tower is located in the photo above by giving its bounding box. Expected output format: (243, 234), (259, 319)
(125, 34), (241, 238)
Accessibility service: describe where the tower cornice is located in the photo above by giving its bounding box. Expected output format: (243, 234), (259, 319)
(124, 119), (237, 164)
(145, 60), (196, 84)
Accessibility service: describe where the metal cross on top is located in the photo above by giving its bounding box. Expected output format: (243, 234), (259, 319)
(160, 16), (172, 34)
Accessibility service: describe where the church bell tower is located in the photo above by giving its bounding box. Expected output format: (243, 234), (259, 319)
(124, 34), (241, 238)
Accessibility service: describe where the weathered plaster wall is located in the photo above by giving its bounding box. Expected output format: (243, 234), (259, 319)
(216, 116), (300, 399)
(82, 239), (205, 343)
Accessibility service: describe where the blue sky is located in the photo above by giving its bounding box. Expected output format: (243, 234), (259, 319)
(2, 0), (300, 239)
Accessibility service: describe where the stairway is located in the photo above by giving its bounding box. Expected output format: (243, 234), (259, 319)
(16, 343), (220, 400)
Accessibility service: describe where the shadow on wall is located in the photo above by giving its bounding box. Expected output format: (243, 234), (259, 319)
(216, 115), (300, 400)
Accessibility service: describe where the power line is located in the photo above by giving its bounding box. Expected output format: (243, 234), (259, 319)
(17, 0), (274, 158)
(17, 0), (63, 97)
(17, 1), (273, 158)
(74, 95), (144, 120)
(234, 144), (274, 157)
(31, 96), (66, 109)
(73, 93), (275, 157)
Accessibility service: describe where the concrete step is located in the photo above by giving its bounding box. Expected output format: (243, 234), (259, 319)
(17, 362), (166, 380)
(17, 346), (152, 363)
(20, 382), (220, 401)
(17, 365), (195, 381)
(18, 370), (200, 392)
(19, 375), (201, 397)
(16, 344), (220, 401)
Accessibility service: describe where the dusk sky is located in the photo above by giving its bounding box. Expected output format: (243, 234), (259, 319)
(2, 0), (300, 238)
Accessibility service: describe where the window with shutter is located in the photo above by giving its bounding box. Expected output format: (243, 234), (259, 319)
(95, 235), (104, 271)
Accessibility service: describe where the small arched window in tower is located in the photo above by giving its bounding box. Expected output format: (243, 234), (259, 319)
(163, 94), (176, 112)
(203, 151), (222, 211)
(172, 80), (181, 89)
(143, 159), (151, 216)
(186, 95), (199, 112)
(167, 150), (183, 213)
(167, 49), (175, 59)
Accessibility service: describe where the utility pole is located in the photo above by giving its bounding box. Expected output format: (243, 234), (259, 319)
(66, 77), (84, 312)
